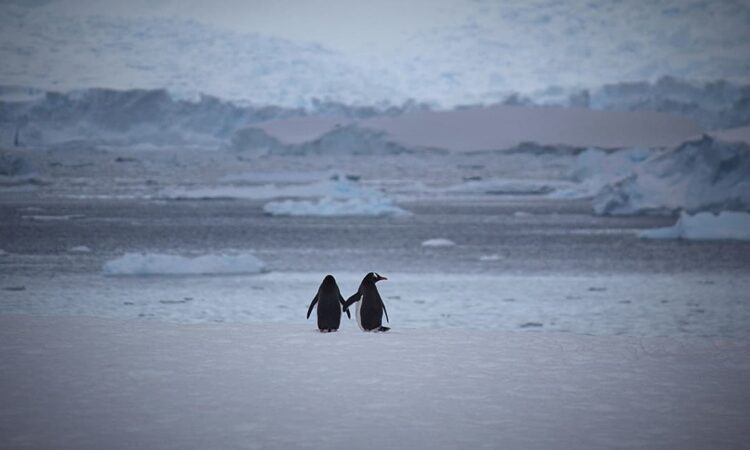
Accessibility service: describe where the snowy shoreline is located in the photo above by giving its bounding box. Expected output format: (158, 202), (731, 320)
(1, 314), (748, 450)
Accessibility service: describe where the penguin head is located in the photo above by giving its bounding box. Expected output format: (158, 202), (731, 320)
(365, 272), (387, 283)
(322, 274), (337, 285)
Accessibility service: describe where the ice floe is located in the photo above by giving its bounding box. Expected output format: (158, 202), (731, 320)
(102, 252), (266, 276)
(421, 238), (456, 247)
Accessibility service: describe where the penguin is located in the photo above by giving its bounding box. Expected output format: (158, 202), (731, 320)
(307, 274), (351, 332)
(343, 272), (390, 332)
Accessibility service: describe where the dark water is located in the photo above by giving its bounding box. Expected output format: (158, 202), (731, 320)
(2, 197), (748, 277)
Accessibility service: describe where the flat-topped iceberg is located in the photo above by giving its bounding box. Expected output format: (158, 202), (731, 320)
(639, 211), (750, 241)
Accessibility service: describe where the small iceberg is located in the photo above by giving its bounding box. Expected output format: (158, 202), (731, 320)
(421, 238), (456, 247)
(639, 211), (750, 241)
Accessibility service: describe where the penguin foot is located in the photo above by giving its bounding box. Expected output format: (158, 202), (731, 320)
(376, 327), (390, 332)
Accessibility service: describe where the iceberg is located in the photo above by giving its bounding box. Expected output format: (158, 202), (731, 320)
(593, 136), (750, 215)
(421, 238), (456, 247)
(639, 211), (750, 241)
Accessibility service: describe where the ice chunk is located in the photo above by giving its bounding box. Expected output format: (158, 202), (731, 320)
(103, 253), (266, 276)
(550, 147), (653, 199)
(639, 211), (750, 241)
(421, 238), (456, 247)
(69, 246), (92, 253)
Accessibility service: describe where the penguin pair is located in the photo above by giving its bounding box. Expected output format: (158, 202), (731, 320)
(306, 272), (390, 332)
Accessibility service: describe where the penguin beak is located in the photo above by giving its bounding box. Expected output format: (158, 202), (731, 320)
(378, 275), (388, 281)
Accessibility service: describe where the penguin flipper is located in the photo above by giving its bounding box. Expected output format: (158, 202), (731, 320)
(338, 294), (351, 319)
(342, 292), (362, 312)
(306, 294), (319, 319)
(382, 301), (390, 323)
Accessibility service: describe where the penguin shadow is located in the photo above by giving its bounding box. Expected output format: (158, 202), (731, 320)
(307, 273), (391, 333)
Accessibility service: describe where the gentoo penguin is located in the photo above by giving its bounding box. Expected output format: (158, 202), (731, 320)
(307, 275), (351, 332)
(343, 272), (390, 332)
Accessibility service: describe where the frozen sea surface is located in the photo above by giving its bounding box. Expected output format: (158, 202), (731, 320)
(1, 315), (748, 450)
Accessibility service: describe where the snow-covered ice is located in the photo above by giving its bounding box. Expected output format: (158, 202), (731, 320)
(421, 238), (456, 247)
(1, 315), (748, 450)
(102, 253), (266, 276)
(68, 245), (92, 253)
(640, 211), (750, 241)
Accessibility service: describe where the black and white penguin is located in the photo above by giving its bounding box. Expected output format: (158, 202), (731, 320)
(307, 274), (350, 332)
(343, 272), (390, 332)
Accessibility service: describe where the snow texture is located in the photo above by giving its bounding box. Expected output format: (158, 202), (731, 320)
(102, 253), (266, 276)
(593, 136), (750, 215)
(640, 211), (750, 241)
(1, 315), (748, 450)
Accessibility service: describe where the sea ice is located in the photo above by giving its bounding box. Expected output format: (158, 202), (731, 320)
(1, 316), (748, 450)
(102, 252), (266, 276)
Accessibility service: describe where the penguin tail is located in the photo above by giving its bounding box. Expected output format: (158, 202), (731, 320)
(376, 326), (390, 332)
